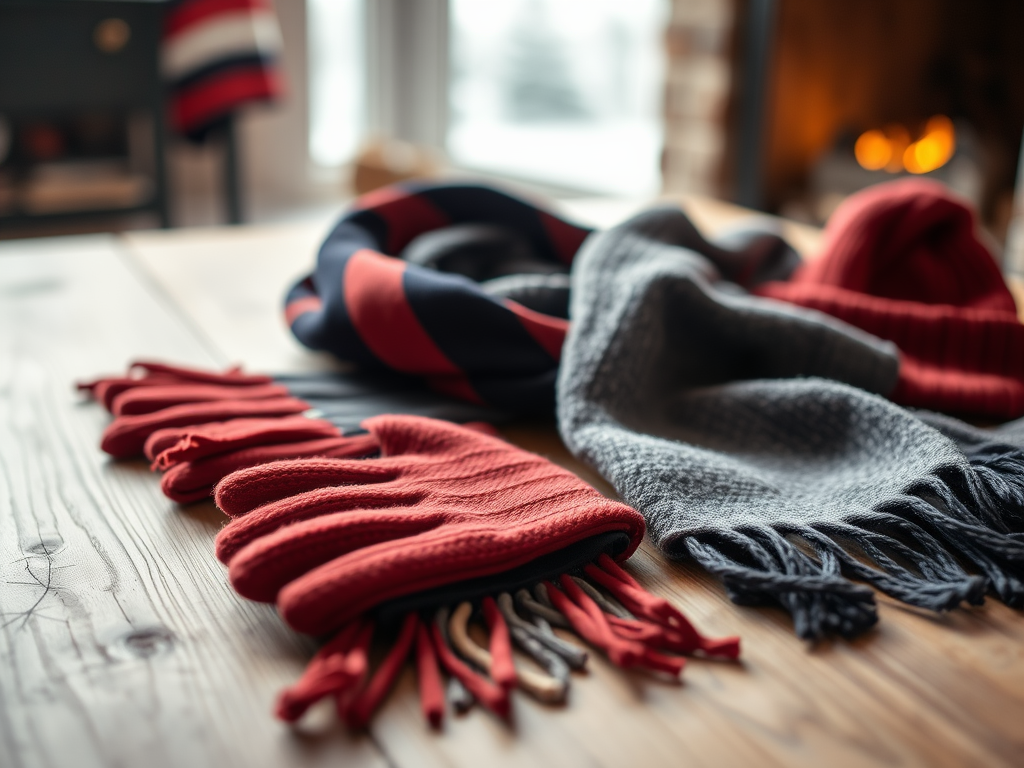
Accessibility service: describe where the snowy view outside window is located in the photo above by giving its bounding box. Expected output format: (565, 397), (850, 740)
(308, 0), (668, 196)
(449, 0), (668, 195)
(308, 0), (364, 167)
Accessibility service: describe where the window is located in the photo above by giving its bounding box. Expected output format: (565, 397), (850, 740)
(307, 0), (669, 196)
(449, 0), (668, 195)
(308, 0), (364, 167)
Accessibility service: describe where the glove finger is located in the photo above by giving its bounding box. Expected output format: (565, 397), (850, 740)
(129, 360), (273, 386)
(214, 457), (401, 517)
(79, 374), (182, 411)
(226, 509), (447, 602)
(112, 382), (290, 416)
(215, 483), (418, 563)
(160, 436), (379, 504)
(100, 397), (310, 458)
(80, 361), (271, 410)
(145, 415), (344, 464)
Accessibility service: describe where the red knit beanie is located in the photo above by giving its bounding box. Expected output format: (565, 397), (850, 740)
(757, 179), (1024, 418)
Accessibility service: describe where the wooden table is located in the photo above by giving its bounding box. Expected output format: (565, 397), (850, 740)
(2, 197), (1023, 768)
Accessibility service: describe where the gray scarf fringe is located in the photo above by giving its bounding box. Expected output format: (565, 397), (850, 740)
(683, 437), (1024, 638)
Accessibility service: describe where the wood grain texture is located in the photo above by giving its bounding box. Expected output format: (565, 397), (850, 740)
(120, 221), (342, 374)
(0, 236), (388, 768)
(3, 195), (1024, 768)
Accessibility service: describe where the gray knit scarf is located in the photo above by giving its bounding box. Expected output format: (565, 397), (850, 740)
(557, 206), (1024, 639)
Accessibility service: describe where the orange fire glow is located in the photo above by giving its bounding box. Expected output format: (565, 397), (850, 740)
(854, 130), (891, 170)
(854, 116), (955, 175)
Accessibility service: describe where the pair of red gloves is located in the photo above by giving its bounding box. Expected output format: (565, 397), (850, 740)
(83, 362), (739, 728)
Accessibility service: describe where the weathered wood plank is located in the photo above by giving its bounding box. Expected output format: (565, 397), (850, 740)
(0, 236), (389, 768)
(120, 221), (340, 374)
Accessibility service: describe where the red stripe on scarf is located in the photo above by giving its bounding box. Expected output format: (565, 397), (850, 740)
(344, 249), (463, 377)
(427, 375), (486, 405)
(352, 187), (451, 255)
(173, 66), (282, 135)
(537, 209), (590, 265)
(285, 296), (324, 326)
(503, 299), (569, 361)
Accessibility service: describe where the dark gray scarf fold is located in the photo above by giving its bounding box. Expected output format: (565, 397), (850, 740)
(557, 206), (1024, 639)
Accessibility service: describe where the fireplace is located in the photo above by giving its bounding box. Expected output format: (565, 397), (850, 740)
(662, 0), (1024, 247)
(761, 0), (1024, 241)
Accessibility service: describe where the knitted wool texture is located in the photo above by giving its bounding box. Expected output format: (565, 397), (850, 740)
(164, 0), (285, 139)
(557, 206), (1024, 639)
(756, 179), (1024, 419)
(213, 414), (647, 635)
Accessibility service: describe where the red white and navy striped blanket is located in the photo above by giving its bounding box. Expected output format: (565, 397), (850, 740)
(163, 0), (284, 139)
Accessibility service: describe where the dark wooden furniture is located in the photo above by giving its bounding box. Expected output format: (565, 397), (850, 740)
(0, 0), (170, 229)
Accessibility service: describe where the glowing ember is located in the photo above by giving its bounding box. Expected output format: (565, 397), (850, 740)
(855, 116), (955, 174)
(854, 130), (891, 170)
(904, 116), (956, 174)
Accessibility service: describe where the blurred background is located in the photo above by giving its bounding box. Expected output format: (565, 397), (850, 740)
(1, 0), (1023, 267)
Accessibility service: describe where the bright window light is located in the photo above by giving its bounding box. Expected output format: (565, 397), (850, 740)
(308, 0), (364, 167)
(449, 0), (669, 195)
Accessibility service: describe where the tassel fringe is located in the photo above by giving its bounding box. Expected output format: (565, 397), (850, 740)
(683, 446), (1024, 640)
(273, 556), (739, 730)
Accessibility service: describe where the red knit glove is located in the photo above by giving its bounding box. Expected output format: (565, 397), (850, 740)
(213, 415), (739, 727)
(80, 361), (508, 503)
(78, 360), (275, 409)
(78, 360), (311, 459)
(80, 361), (359, 501)
(215, 415), (645, 631)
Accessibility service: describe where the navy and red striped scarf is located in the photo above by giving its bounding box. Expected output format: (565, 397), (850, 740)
(285, 183), (591, 413)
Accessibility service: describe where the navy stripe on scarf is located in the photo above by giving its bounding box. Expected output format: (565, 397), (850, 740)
(285, 182), (591, 412)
